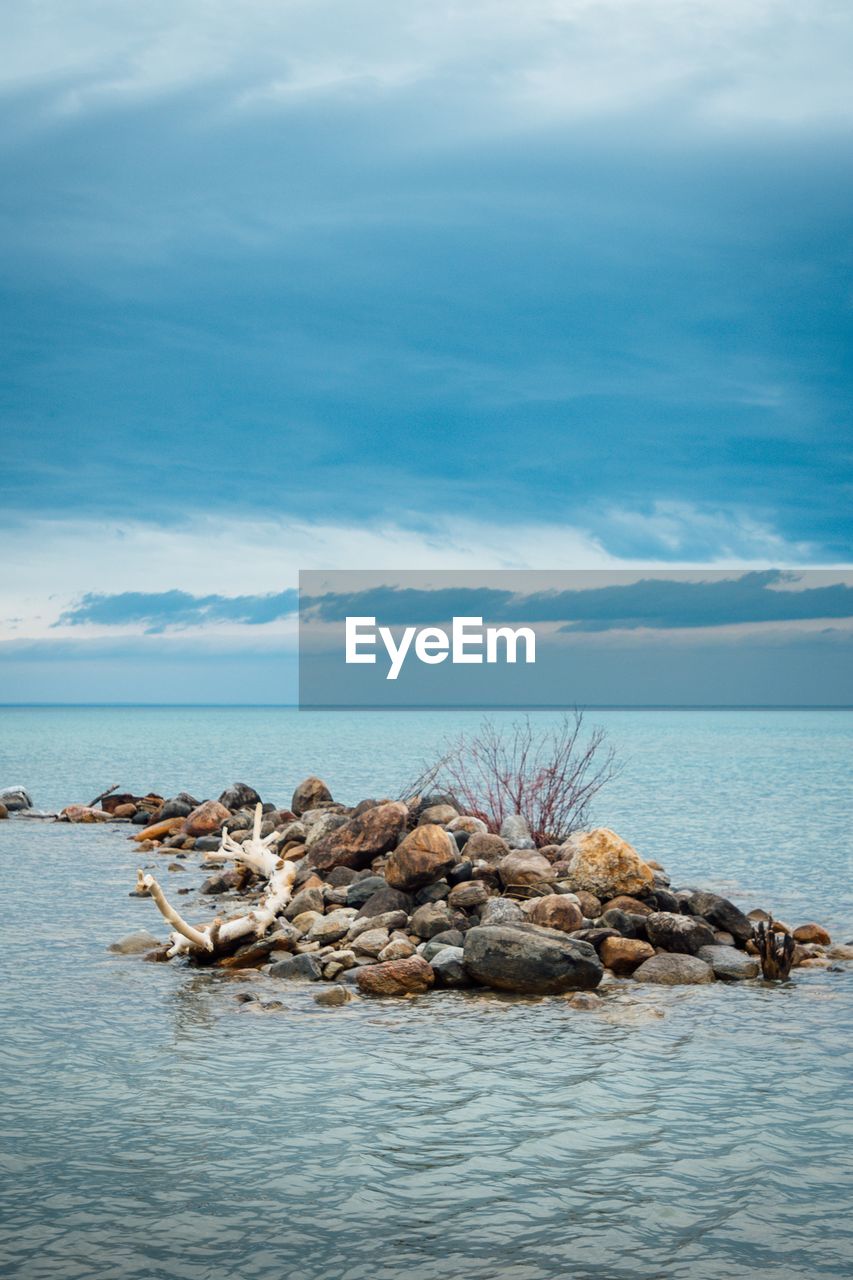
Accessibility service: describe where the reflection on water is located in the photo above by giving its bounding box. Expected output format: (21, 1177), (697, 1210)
(0, 709), (851, 1279)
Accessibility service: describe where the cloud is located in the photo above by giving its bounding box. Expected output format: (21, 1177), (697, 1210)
(57, 588), (298, 632)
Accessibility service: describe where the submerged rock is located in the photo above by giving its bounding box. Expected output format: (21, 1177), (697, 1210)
(269, 953), (323, 981)
(108, 930), (162, 955)
(314, 985), (352, 1007)
(463, 924), (603, 994)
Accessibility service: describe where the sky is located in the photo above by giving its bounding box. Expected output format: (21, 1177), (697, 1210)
(1, 2), (851, 701)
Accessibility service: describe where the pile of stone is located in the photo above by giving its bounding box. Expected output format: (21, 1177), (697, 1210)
(114, 775), (847, 996)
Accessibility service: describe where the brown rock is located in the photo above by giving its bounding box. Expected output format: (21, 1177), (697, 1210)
(447, 879), (489, 910)
(418, 803), (459, 826)
(498, 850), (553, 888)
(291, 776), (333, 815)
(356, 955), (435, 997)
(307, 801), (408, 872)
(600, 936), (655, 975)
(133, 816), (187, 842)
(601, 895), (653, 916)
(560, 828), (654, 899)
(0, 803), (7, 820)
(447, 815), (488, 834)
(61, 804), (111, 824)
(113, 803), (137, 819)
(465, 832), (509, 863)
(183, 800), (231, 837)
(526, 894), (583, 933)
(792, 923), (831, 946)
(575, 890), (602, 918)
(385, 824), (457, 891)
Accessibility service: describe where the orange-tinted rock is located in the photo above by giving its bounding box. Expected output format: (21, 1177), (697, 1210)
(133, 816), (187, 842)
(465, 832), (510, 864)
(385, 824), (457, 891)
(600, 936), (655, 975)
(498, 850), (553, 888)
(183, 800), (231, 837)
(601, 895), (653, 916)
(307, 801), (408, 872)
(291, 776), (333, 816)
(792, 923), (831, 946)
(561, 828), (654, 899)
(61, 804), (111, 823)
(575, 890), (602, 918)
(527, 894), (583, 932)
(355, 955), (435, 996)
(113, 803), (137, 819)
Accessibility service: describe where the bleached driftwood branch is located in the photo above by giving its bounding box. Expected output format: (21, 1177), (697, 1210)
(137, 804), (298, 959)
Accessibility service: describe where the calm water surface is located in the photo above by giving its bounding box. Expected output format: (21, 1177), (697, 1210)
(1, 708), (851, 1280)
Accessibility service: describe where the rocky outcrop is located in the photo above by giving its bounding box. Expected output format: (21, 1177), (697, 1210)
(463, 924), (603, 994)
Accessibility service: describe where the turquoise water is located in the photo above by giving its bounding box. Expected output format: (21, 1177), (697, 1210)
(1, 708), (852, 1279)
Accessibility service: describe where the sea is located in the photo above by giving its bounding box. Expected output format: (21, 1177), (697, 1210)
(1, 706), (851, 1280)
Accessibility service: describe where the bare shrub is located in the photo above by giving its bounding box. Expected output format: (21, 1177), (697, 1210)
(405, 712), (619, 846)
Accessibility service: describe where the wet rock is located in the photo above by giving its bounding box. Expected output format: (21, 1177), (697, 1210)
(480, 897), (526, 927)
(410, 901), (454, 939)
(306, 909), (358, 946)
(498, 850), (553, 888)
(561, 828), (654, 899)
(314, 985), (352, 1007)
(385, 824), (458, 892)
(108, 930), (162, 955)
(828, 944), (853, 960)
(463, 924), (603, 995)
(697, 945), (760, 980)
(307, 801), (408, 872)
(526, 894), (583, 933)
(645, 911), (716, 956)
(600, 936), (655, 975)
(0, 802), (9, 819)
(291, 776), (333, 816)
(418, 803), (459, 825)
(0, 786), (32, 811)
(431, 946), (470, 987)
(500, 814), (536, 849)
(792, 923), (831, 946)
(420, 929), (466, 960)
(566, 992), (601, 1011)
(684, 890), (753, 946)
(184, 800), (231, 837)
(355, 886), (413, 919)
(356, 955), (435, 997)
(269, 953), (323, 981)
(284, 886), (325, 920)
(465, 832), (510, 864)
(447, 879), (489, 910)
(633, 954), (714, 985)
(601, 895), (653, 916)
(649, 888), (681, 913)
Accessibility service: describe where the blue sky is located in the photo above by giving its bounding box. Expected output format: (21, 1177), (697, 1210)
(1, 2), (851, 700)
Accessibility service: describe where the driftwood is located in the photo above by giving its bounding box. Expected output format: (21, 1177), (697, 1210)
(138, 804), (297, 960)
(755, 920), (796, 980)
(88, 783), (120, 808)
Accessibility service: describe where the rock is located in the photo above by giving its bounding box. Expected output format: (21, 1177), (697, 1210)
(447, 880), (489, 910)
(218, 783), (262, 810)
(356, 955), (435, 997)
(306, 909), (358, 946)
(447, 815), (488, 835)
(500, 814), (536, 849)
(284, 887), (325, 920)
(574, 890), (602, 918)
(828, 944), (853, 960)
(346, 875), (388, 908)
(353, 928), (390, 957)
(355, 886), (413, 919)
(385, 825), (458, 891)
(0, 786), (32, 811)
(684, 890), (754, 946)
(526, 894), (583, 933)
(566, 992), (601, 1011)
(561, 828), (654, 899)
(465, 832), (510, 863)
(108, 930), (162, 955)
(307, 801), (408, 872)
(184, 800), (231, 837)
(378, 938), (416, 961)
(410, 901), (454, 939)
(291, 776), (333, 816)
(601, 895), (653, 916)
(498, 850), (553, 888)
(291, 910), (324, 934)
(697, 945), (760, 980)
(599, 909), (649, 941)
(348, 910), (409, 941)
(112, 803), (137, 819)
(303, 810), (348, 849)
(269, 953), (323, 981)
(414, 880), (450, 905)
(431, 946), (470, 987)
(200, 868), (248, 895)
(448, 861), (474, 886)
(480, 897), (526, 927)
(61, 804), (111, 823)
(645, 912), (716, 956)
(570, 927), (622, 952)
(326, 865), (357, 887)
(0, 802), (7, 819)
(418, 803), (459, 826)
(633, 954), (715, 985)
(463, 924), (603, 995)
(421, 930), (465, 960)
(600, 937), (655, 975)
(792, 923), (831, 946)
(195, 835), (223, 853)
(314, 985), (352, 1007)
(649, 888), (681, 913)
(324, 886), (351, 906)
(155, 798), (193, 821)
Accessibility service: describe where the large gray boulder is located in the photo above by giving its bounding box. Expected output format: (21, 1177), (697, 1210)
(684, 890), (754, 946)
(697, 945), (760, 980)
(499, 814), (536, 849)
(218, 782), (262, 810)
(632, 954), (714, 985)
(0, 786), (32, 811)
(645, 911), (716, 956)
(430, 946), (470, 987)
(463, 923), (603, 994)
